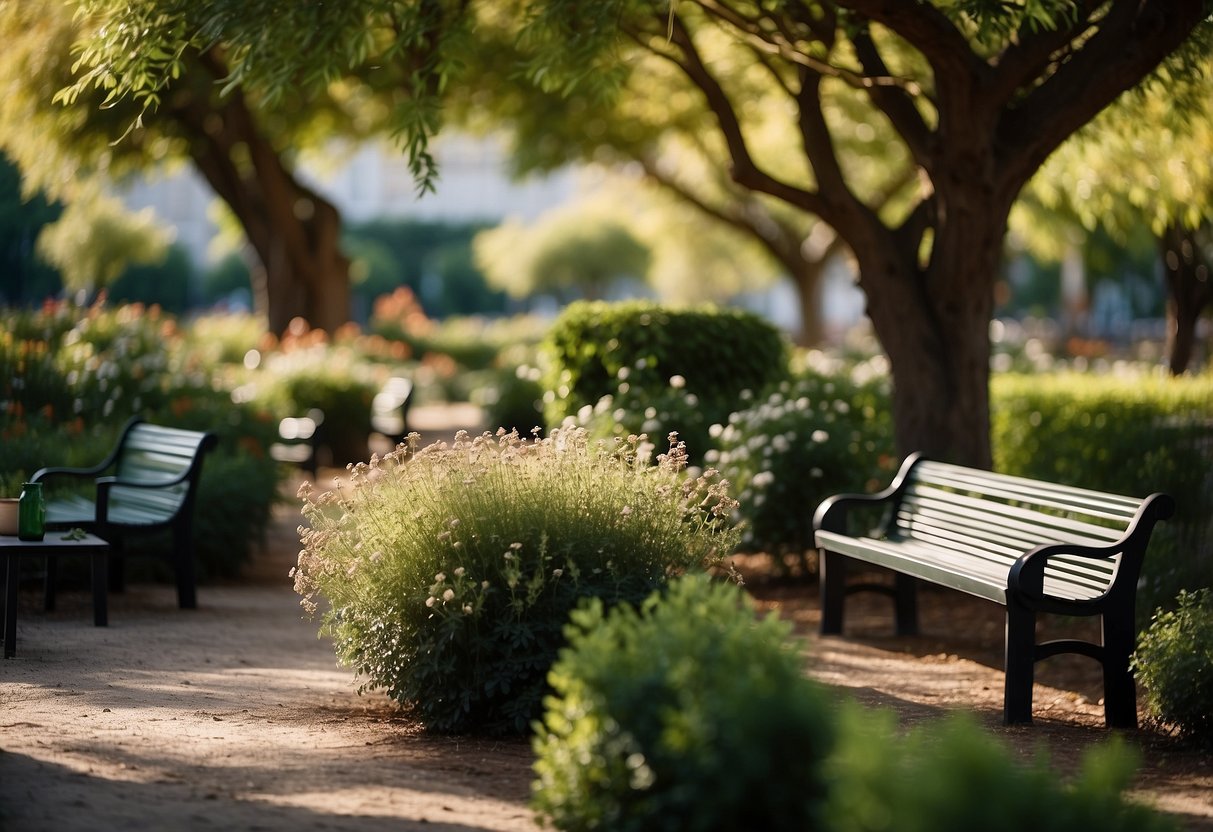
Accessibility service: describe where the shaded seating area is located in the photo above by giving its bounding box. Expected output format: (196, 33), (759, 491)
(32, 418), (218, 610)
(814, 452), (1175, 728)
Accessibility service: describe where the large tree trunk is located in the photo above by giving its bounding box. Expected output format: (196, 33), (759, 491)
(856, 237), (999, 469)
(168, 51), (351, 335)
(1160, 222), (1213, 375)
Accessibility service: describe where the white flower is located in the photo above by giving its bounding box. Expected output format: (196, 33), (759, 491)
(462, 604), (474, 615)
(425, 596), (437, 608)
(669, 374), (686, 389)
(811, 429), (829, 443)
(454, 567), (465, 577)
(442, 589), (455, 602)
(435, 572), (446, 583)
(552, 568), (564, 578)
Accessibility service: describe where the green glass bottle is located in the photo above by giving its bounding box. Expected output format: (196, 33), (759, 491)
(18, 481), (45, 542)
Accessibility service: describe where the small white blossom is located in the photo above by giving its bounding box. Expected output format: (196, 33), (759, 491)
(435, 572), (446, 582)
(454, 567), (465, 577)
(425, 596), (437, 608)
(442, 589), (455, 602)
(552, 568), (564, 578)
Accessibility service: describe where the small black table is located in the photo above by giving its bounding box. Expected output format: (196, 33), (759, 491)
(2, 532), (110, 659)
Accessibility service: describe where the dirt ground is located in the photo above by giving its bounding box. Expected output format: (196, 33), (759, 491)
(3, 414), (1211, 831)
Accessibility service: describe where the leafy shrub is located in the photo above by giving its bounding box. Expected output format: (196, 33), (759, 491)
(1132, 589), (1213, 747)
(293, 428), (739, 735)
(541, 301), (790, 460)
(532, 575), (835, 832)
(707, 354), (895, 572)
(991, 372), (1213, 618)
(827, 710), (1175, 832)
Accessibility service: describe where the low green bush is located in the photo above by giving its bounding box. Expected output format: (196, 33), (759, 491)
(1132, 588), (1213, 747)
(532, 575), (836, 832)
(707, 355), (895, 573)
(541, 301), (790, 460)
(827, 710), (1175, 832)
(293, 428), (740, 735)
(991, 372), (1213, 618)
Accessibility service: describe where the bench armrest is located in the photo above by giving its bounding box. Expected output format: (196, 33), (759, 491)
(1008, 491), (1176, 609)
(30, 417), (144, 486)
(813, 452), (925, 536)
(31, 462), (113, 485)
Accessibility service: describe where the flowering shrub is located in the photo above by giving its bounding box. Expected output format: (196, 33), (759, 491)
(532, 575), (836, 831)
(293, 428), (740, 735)
(1132, 589), (1213, 747)
(707, 354), (896, 573)
(542, 301), (790, 460)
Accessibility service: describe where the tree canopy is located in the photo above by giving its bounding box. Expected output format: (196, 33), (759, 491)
(63, 0), (1213, 465)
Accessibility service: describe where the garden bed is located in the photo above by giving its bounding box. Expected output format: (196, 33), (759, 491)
(1, 475), (1210, 831)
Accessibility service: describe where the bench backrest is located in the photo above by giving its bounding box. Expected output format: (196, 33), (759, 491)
(893, 460), (1149, 601)
(110, 422), (217, 522)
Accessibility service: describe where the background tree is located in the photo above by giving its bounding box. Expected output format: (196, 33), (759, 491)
(0, 0), (361, 334)
(474, 198), (652, 302)
(65, 0), (1211, 466)
(35, 186), (172, 291)
(1019, 57), (1213, 374)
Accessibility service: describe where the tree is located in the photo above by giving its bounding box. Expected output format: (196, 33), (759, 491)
(0, 0), (355, 334)
(35, 186), (171, 291)
(1020, 55), (1213, 374)
(64, 0), (1211, 466)
(474, 198), (652, 301)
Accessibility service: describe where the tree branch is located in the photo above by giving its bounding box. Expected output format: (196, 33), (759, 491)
(849, 23), (934, 167)
(998, 0), (1206, 197)
(646, 13), (824, 214)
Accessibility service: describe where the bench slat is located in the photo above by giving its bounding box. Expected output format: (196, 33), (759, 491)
(912, 461), (1143, 521)
(901, 486), (1130, 543)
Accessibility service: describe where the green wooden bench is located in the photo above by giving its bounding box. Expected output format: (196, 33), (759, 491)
(31, 418), (218, 610)
(813, 453), (1175, 728)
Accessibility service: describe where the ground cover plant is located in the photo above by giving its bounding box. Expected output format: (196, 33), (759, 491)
(292, 427), (740, 735)
(1132, 588), (1213, 747)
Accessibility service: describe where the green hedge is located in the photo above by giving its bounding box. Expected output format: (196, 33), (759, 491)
(991, 373), (1213, 618)
(542, 301), (789, 459)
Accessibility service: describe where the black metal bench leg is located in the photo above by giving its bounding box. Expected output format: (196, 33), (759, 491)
(820, 550), (847, 635)
(1102, 614), (1138, 729)
(894, 573), (919, 636)
(1004, 598), (1036, 724)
